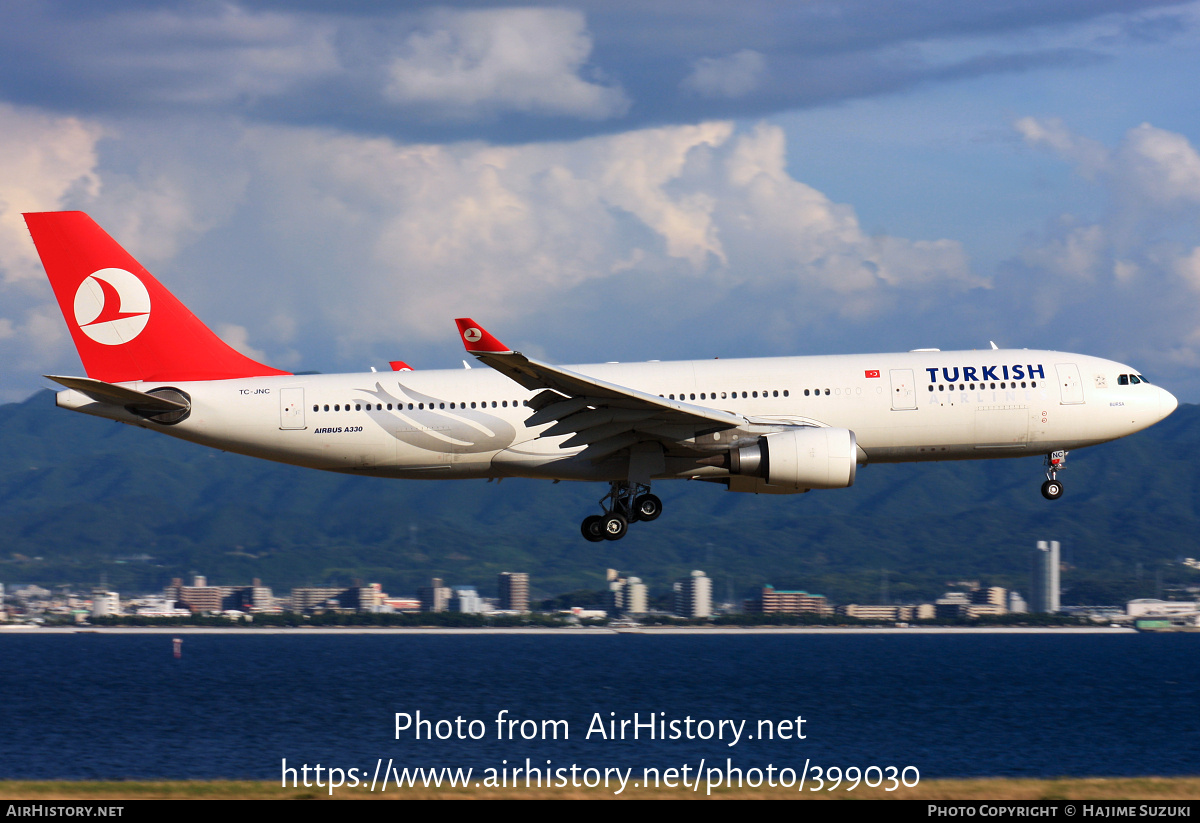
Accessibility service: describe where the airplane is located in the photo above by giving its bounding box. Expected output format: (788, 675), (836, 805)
(24, 211), (1179, 542)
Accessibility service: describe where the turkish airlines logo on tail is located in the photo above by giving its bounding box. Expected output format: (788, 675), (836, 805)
(73, 268), (151, 345)
(463, 328), (482, 343)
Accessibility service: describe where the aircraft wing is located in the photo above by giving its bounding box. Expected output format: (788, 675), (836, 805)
(454, 319), (747, 461)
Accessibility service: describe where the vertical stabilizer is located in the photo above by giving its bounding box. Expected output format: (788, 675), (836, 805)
(25, 211), (290, 383)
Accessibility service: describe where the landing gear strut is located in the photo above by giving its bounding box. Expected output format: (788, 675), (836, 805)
(580, 480), (662, 542)
(1041, 450), (1067, 500)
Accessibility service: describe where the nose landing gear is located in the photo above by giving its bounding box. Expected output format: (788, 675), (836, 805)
(580, 480), (662, 542)
(1041, 450), (1067, 500)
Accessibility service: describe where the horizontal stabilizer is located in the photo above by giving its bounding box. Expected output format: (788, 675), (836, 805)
(45, 375), (189, 411)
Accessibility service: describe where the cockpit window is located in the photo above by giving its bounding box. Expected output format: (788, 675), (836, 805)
(1117, 375), (1129, 385)
(1137, 375), (1150, 384)
(1129, 375), (1141, 384)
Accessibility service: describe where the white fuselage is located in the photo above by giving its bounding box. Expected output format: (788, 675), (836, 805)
(54, 348), (1177, 485)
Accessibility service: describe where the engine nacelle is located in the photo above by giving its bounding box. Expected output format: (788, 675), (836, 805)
(729, 427), (857, 491)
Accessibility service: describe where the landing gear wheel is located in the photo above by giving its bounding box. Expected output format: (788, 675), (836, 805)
(633, 493), (662, 522)
(1041, 479), (1063, 500)
(602, 513), (628, 541)
(581, 515), (605, 542)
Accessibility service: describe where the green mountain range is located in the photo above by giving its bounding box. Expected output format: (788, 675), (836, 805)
(2, 390), (1197, 605)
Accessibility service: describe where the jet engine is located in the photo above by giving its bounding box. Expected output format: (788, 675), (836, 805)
(724, 427), (857, 490)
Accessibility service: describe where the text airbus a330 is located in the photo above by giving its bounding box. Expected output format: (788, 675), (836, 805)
(25, 212), (1177, 541)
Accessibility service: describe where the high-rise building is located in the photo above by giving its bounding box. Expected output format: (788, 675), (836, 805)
(838, 604), (916, 621)
(166, 577), (224, 613)
(290, 587), (344, 612)
(451, 587), (487, 614)
(673, 570), (712, 618)
(971, 586), (1007, 607)
(91, 590), (120, 618)
(745, 586), (832, 615)
(934, 591), (971, 620)
(498, 572), (529, 612)
(419, 578), (452, 612)
(225, 579), (275, 611)
(608, 569), (647, 615)
(1031, 540), (1061, 613)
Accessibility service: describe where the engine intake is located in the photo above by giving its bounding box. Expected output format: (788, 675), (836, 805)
(729, 427), (857, 490)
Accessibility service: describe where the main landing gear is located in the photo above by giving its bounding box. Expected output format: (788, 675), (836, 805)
(1041, 450), (1067, 500)
(581, 480), (662, 542)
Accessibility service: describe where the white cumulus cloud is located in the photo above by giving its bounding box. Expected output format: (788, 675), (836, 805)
(1115, 123), (1200, 209)
(234, 119), (975, 347)
(1010, 118), (1200, 372)
(2, 111), (978, 396)
(384, 8), (628, 120)
(0, 103), (104, 284)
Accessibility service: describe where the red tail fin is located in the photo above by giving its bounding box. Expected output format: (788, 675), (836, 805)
(25, 211), (290, 383)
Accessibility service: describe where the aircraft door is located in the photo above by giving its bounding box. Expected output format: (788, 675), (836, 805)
(1054, 364), (1085, 405)
(889, 369), (917, 410)
(280, 387), (306, 429)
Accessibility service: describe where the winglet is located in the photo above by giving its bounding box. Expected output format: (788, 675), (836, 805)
(455, 318), (512, 354)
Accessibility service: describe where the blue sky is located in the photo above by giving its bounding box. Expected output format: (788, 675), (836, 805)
(3, 0), (1200, 401)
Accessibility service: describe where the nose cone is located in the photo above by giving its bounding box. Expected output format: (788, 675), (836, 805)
(1158, 386), (1179, 422)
